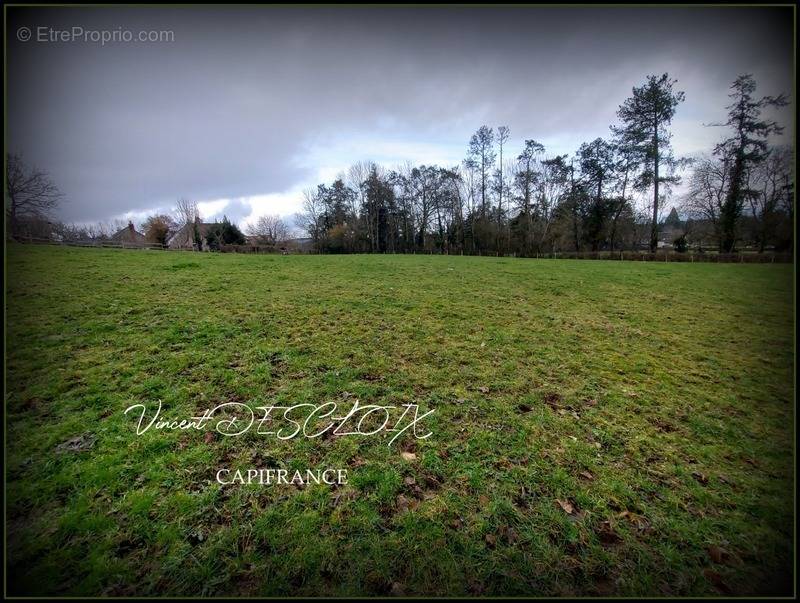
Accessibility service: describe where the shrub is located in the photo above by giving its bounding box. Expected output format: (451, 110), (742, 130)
(205, 216), (246, 250)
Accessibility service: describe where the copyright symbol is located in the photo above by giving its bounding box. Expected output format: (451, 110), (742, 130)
(17, 27), (32, 42)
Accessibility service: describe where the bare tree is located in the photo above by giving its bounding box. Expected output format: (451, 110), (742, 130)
(247, 214), (289, 246)
(57, 222), (92, 242)
(680, 154), (729, 248)
(173, 198), (201, 249)
(174, 198), (199, 226)
(403, 165), (440, 250)
(84, 222), (108, 240)
(536, 155), (570, 253)
(81, 219), (126, 241)
(495, 126), (510, 252)
(748, 145), (793, 252)
(346, 161), (377, 250)
(607, 136), (641, 251)
(298, 187), (324, 245)
(6, 153), (63, 236)
(391, 161), (417, 253)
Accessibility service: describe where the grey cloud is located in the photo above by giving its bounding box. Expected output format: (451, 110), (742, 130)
(6, 6), (793, 223)
(207, 199), (252, 226)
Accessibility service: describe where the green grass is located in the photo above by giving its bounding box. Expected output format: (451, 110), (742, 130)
(5, 243), (794, 596)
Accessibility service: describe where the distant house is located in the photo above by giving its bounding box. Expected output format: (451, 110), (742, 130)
(110, 221), (148, 245)
(167, 217), (218, 250)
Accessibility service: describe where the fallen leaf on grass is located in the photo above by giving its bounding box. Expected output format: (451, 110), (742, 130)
(400, 451), (417, 461)
(579, 471), (595, 481)
(556, 498), (575, 515)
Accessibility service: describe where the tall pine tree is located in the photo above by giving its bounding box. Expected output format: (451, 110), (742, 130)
(613, 74), (685, 252)
(713, 74), (788, 252)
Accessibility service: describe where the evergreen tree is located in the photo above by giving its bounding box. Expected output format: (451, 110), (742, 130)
(362, 167), (395, 252)
(614, 74), (685, 252)
(205, 216), (246, 250)
(713, 74), (788, 252)
(663, 207), (682, 229)
(514, 139), (545, 255)
(468, 126), (496, 218)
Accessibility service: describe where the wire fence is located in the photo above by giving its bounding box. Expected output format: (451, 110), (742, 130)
(11, 238), (794, 263)
(520, 250), (793, 263)
(16, 237), (168, 250)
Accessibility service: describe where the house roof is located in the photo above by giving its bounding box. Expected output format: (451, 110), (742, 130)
(167, 221), (222, 247)
(110, 222), (147, 243)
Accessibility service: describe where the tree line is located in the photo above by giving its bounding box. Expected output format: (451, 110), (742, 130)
(6, 186), (293, 251)
(6, 73), (792, 255)
(297, 73), (792, 255)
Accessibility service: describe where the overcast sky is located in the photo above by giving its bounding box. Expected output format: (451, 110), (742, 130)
(6, 6), (794, 229)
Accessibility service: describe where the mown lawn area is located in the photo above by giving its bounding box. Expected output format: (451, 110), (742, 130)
(5, 243), (794, 596)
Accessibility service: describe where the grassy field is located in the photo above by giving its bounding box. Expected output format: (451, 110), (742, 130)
(5, 244), (794, 597)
